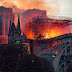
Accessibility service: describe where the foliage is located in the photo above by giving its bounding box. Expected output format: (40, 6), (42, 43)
(66, 64), (72, 72)
(0, 44), (54, 72)
(0, 44), (28, 72)
(16, 54), (54, 72)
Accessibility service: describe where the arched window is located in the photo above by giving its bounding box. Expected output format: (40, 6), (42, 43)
(67, 41), (69, 44)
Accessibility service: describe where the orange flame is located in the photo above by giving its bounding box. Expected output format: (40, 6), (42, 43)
(27, 29), (34, 39)
(25, 21), (71, 39)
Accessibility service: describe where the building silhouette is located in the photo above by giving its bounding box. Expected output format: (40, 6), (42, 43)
(8, 15), (22, 44)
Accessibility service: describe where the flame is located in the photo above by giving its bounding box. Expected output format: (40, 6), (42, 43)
(27, 21), (72, 39)
(45, 33), (49, 39)
(49, 29), (60, 38)
(26, 29), (34, 39)
(25, 21), (71, 39)
(43, 26), (61, 39)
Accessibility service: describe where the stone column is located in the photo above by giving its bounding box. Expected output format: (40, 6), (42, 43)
(8, 15), (10, 33)
(8, 12), (11, 32)
(2, 15), (5, 35)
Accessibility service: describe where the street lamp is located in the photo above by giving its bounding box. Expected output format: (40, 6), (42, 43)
(32, 57), (35, 63)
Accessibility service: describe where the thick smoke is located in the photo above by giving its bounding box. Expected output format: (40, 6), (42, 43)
(0, 0), (59, 15)
(0, 0), (59, 31)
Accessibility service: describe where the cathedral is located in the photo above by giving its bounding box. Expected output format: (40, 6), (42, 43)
(8, 15), (22, 44)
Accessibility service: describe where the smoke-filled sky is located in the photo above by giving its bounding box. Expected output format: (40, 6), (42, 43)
(0, 0), (72, 18)
(45, 0), (72, 17)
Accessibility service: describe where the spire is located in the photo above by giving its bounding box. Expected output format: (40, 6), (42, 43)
(13, 13), (15, 23)
(17, 14), (20, 29)
(17, 14), (21, 35)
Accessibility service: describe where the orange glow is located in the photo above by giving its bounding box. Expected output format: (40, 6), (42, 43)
(49, 29), (60, 38)
(23, 13), (72, 39)
(42, 25), (61, 39)
(27, 29), (34, 39)
(0, 35), (8, 44)
(25, 21), (71, 39)
(44, 30), (60, 39)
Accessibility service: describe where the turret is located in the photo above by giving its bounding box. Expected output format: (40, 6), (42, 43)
(17, 14), (21, 35)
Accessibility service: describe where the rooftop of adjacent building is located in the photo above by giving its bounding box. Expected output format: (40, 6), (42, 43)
(31, 33), (72, 41)
(0, 6), (12, 11)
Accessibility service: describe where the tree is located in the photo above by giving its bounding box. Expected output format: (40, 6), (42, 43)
(66, 64), (72, 72)
(0, 44), (20, 72)
(0, 44), (28, 72)
(39, 57), (54, 72)
(16, 54), (55, 72)
(0, 44), (54, 72)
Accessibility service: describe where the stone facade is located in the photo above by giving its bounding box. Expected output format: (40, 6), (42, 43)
(38, 33), (72, 72)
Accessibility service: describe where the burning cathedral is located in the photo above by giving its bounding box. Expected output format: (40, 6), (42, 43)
(1, 7), (72, 72)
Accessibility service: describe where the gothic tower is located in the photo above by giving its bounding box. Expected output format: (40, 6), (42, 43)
(8, 14), (22, 44)
(17, 14), (21, 35)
